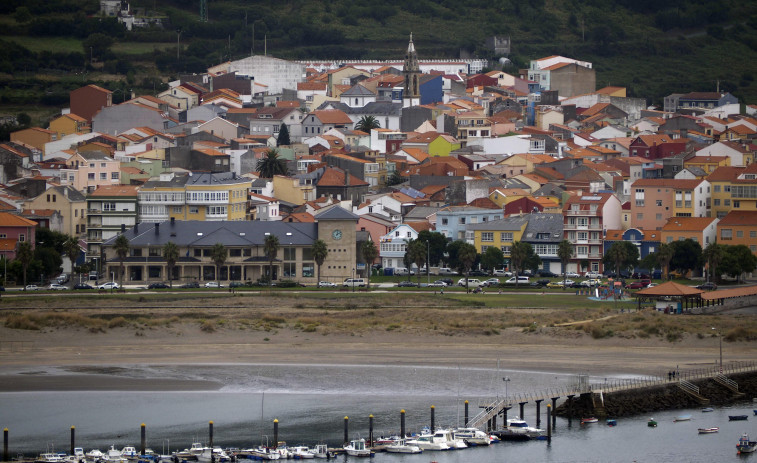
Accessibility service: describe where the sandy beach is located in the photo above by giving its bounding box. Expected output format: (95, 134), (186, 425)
(0, 293), (755, 392)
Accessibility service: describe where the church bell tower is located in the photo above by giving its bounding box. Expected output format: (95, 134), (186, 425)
(402, 33), (421, 108)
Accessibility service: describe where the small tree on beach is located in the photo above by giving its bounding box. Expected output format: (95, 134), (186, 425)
(312, 239), (329, 285)
(163, 241), (179, 287)
(264, 234), (280, 287)
(211, 243), (227, 287)
(114, 234), (130, 289)
(361, 240), (378, 288)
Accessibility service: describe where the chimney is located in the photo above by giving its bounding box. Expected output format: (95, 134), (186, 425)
(121, 224), (126, 233)
(155, 223), (160, 234)
(345, 170), (350, 186)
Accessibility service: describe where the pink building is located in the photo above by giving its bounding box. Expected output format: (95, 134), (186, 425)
(61, 151), (122, 193)
(563, 193), (621, 274)
(630, 179), (709, 231)
(357, 213), (395, 255)
(0, 212), (37, 260)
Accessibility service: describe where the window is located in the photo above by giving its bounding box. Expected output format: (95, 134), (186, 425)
(148, 266), (161, 278)
(714, 185), (721, 192)
(18, 233), (25, 242)
(459, 217), (466, 224)
(636, 213), (643, 220)
(173, 207), (182, 213)
(481, 232), (494, 242)
(441, 218), (448, 225)
(103, 202), (116, 211)
(500, 232), (513, 241)
(714, 199), (720, 206)
(656, 200), (662, 207)
(734, 201), (740, 208)
(721, 229), (732, 240)
(111, 172), (119, 180)
(737, 230), (743, 238)
(88, 173), (95, 180)
(751, 231), (757, 238)
(189, 207), (199, 214)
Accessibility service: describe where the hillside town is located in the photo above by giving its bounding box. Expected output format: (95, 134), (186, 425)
(2, 35), (757, 288)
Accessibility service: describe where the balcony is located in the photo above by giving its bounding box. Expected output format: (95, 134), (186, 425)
(185, 197), (229, 206)
(564, 224), (602, 231)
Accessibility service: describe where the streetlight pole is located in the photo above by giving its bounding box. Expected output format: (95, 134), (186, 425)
(502, 376), (510, 404)
(352, 268), (355, 293)
(712, 327), (722, 372)
(426, 240), (430, 286)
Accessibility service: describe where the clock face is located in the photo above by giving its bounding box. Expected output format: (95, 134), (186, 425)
(332, 229), (342, 240)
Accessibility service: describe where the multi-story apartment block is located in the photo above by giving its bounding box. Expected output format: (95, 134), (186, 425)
(86, 185), (139, 263)
(61, 151), (122, 194)
(469, 215), (529, 266)
(138, 171), (250, 223)
(630, 179), (710, 230)
(707, 164), (757, 219)
(435, 207), (504, 242)
(456, 112), (491, 146)
(562, 193), (621, 274)
(716, 210), (757, 256)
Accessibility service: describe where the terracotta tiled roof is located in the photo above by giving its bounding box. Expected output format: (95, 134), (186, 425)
(717, 210), (757, 226)
(316, 168), (368, 187)
(406, 221), (433, 233)
(194, 148), (227, 157)
(700, 285), (757, 301)
(88, 185), (139, 197)
(631, 178), (704, 189)
(636, 281), (703, 296)
(0, 211), (37, 227)
(661, 216), (717, 231)
(312, 110), (352, 125)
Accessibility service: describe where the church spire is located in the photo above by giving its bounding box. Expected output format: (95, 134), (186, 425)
(403, 33), (420, 104)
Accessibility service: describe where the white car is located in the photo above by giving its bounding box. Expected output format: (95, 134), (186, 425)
(24, 284), (40, 291)
(482, 278), (501, 287)
(457, 278), (483, 288)
(318, 281), (337, 288)
(565, 272), (581, 278)
(504, 276), (530, 284)
(493, 269), (512, 277)
(98, 282), (120, 290)
(584, 271), (602, 279)
(204, 281), (224, 288)
(47, 283), (68, 291)
(428, 280), (448, 287)
(580, 279), (602, 287)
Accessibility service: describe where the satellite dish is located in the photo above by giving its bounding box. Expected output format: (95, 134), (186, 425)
(499, 57), (511, 65)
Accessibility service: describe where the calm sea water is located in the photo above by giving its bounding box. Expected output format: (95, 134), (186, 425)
(0, 364), (753, 462)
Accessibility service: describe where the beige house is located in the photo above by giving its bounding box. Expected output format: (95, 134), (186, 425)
(24, 186), (87, 237)
(272, 175), (316, 205)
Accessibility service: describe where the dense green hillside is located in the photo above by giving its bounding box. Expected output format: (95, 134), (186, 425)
(1, 0), (757, 127)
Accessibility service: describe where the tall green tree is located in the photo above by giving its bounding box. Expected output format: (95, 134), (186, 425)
(114, 234), (130, 289)
(416, 230), (447, 267)
(510, 241), (539, 288)
(557, 239), (573, 287)
(312, 239), (329, 285)
(656, 242), (673, 280)
(163, 241), (179, 287)
(457, 242), (478, 292)
(481, 246), (504, 275)
(63, 236), (80, 278)
(361, 240), (378, 288)
(702, 242), (724, 283)
(603, 241), (639, 278)
(277, 123), (291, 146)
(211, 243), (227, 287)
(354, 115), (381, 133)
(34, 247), (62, 280)
(256, 148), (289, 178)
(264, 234), (280, 287)
(15, 241), (33, 289)
(406, 239), (428, 285)
(669, 239), (702, 277)
(719, 245), (757, 283)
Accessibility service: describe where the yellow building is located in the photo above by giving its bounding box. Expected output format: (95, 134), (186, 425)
(138, 171), (251, 223)
(469, 215), (529, 256)
(272, 174), (316, 206)
(707, 165), (757, 219)
(49, 113), (90, 139)
(488, 188), (530, 207)
(684, 155), (730, 174)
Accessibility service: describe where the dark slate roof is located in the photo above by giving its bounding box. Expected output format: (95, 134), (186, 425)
(317, 101), (401, 117)
(522, 213), (564, 243)
(186, 171), (251, 186)
(533, 182), (566, 197)
(341, 84), (375, 97)
(467, 215), (528, 231)
(314, 205), (359, 221)
(53, 185), (86, 202)
(142, 173), (191, 189)
(103, 220), (319, 247)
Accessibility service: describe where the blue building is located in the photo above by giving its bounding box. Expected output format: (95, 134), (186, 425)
(603, 228), (662, 275)
(436, 206), (504, 243)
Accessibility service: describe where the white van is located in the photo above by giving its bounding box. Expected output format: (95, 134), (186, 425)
(343, 278), (366, 287)
(457, 278), (482, 288)
(437, 267), (458, 275)
(504, 276), (530, 284)
(394, 267), (415, 276)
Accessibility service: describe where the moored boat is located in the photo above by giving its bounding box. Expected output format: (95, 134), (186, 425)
(432, 429), (466, 450)
(606, 419), (617, 426)
(648, 418), (658, 427)
(738, 434), (757, 454)
(307, 444), (334, 459)
(406, 433), (451, 451)
(729, 415), (749, 421)
(385, 438), (422, 454)
(701, 407), (714, 412)
(698, 427), (718, 434)
(504, 417), (545, 438)
(36, 453), (65, 463)
(238, 447), (281, 460)
(343, 439), (371, 458)
(289, 446), (314, 459)
(453, 428), (490, 446)
(581, 417), (599, 424)
(674, 414), (692, 422)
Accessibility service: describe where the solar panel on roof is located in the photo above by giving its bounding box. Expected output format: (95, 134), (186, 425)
(581, 196), (602, 200)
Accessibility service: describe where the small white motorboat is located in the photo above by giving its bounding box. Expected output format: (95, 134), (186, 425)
(453, 428), (490, 446)
(674, 414), (692, 422)
(385, 438), (422, 454)
(36, 453), (65, 463)
(288, 446), (314, 459)
(698, 427), (719, 434)
(307, 444), (334, 459)
(343, 439), (371, 458)
(406, 433), (450, 451)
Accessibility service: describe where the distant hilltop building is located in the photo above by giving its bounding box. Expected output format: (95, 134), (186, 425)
(300, 59), (487, 75)
(525, 55), (595, 98)
(486, 36), (511, 56)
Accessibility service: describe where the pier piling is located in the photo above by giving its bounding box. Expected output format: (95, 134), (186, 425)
(551, 398), (558, 428)
(3, 428), (8, 462)
(368, 415), (374, 447)
(343, 417), (349, 445)
(70, 426), (75, 456)
(430, 405), (435, 432)
(519, 402), (526, 419)
(535, 400), (543, 428)
(464, 400), (469, 427)
(208, 421), (213, 448)
(492, 415), (497, 431)
(400, 410), (406, 438)
(273, 419), (278, 449)
(546, 404), (552, 442)
(140, 423), (146, 456)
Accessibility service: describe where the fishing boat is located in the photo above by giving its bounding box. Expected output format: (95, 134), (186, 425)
(504, 417), (546, 438)
(307, 444), (335, 459)
(288, 446), (314, 459)
(197, 448), (230, 463)
(674, 414), (692, 422)
(406, 433), (451, 451)
(648, 418), (658, 427)
(581, 417), (599, 424)
(606, 419), (617, 426)
(36, 453), (65, 463)
(432, 429), (467, 450)
(104, 446), (128, 463)
(238, 447), (281, 460)
(385, 438), (422, 454)
(737, 434), (757, 454)
(698, 427), (719, 434)
(701, 407), (714, 412)
(343, 439), (371, 458)
(729, 415), (749, 421)
(453, 427), (491, 446)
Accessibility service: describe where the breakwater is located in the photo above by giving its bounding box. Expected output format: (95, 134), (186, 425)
(555, 371), (757, 418)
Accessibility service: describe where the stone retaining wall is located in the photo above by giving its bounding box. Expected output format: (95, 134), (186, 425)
(692, 294), (757, 314)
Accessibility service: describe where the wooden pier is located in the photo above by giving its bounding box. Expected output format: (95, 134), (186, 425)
(468, 360), (757, 429)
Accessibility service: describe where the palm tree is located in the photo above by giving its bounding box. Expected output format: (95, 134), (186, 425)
(407, 239), (427, 286)
(264, 234), (280, 287)
(604, 242), (630, 279)
(256, 148), (289, 178)
(510, 241), (532, 288)
(702, 243), (724, 283)
(15, 241), (33, 289)
(361, 240), (378, 289)
(657, 242), (673, 280)
(457, 242), (477, 292)
(210, 243), (227, 287)
(114, 234), (130, 289)
(557, 239), (573, 289)
(312, 239), (328, 285)
(354, 115), (380, 133)
(163, 241), (179, 288)
(63, 235), (80, 280)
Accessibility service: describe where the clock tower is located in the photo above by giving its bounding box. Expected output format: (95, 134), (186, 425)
(315, 206), (360, 282)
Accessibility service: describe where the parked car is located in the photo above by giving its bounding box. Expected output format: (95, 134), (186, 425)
(55, 273), (69, 284)
(584, 271), (602, 279)
(457, 278), (483, 288)
(696, 282), (717, 291)
(147, 282), (170, 289)
(580, 279), (602, 287)
(468, 270), (488, 277)
(437, 267), (458, 275)
(318, 281), (337, 288)
(565, 272), (581, 278)
(531, 279), (551, 288)
(631, 272), (651, 280)
(204, 282), (223, 288)
(24, 285), (40, 291)
(73, 283), (94, 290)
(228, 281), (246, 288)
(536, 270), (558, 278)
(394, 267), (415, 276)
(504, 276), (530, 285)
(46, 283), (68, 291)
(482, 278), (500, 287)
(398, 280), (418, 287)
(436, 278), (454, 286)
(428, 280), (448, 287)
(98, 282), (120, 290)
(179, 281), (200, 288)
(627, 281), (650, 290)
(493, 269), (512, 277)
(547, 280), (574, 288)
